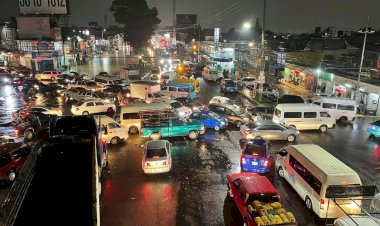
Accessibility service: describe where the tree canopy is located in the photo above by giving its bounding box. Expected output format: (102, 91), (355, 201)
(110, 0), (161, 51)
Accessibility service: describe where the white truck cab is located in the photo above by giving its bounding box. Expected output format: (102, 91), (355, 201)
(94, 115), (128, 145)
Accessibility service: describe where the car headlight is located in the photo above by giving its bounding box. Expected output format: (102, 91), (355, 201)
(91, 88), (95, 92)
(160, 60), (164, 64)
(179, 112), (185, 116)
(3, 78), (9, 82)
(296, 131), (300, 134)
(221, 121), (226, 125)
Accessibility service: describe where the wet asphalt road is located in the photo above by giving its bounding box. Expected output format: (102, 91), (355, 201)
(0, 56), (379, 226)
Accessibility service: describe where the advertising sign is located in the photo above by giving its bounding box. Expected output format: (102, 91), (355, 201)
(17, 17), (51, 40)
(19, 0), (69, 15)
(176, 14), (197, 26)
(214, 28), (220, 43)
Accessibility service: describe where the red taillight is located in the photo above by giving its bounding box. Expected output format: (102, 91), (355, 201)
(102, 139), (107, 145)
(320, 199), (325, 210)
(244, 130), (252, 136)
(144, 162), (151, 167)
(14, 129), (18, 135)
(241, 157), (246, 164)
(252, 152), (259, 156)
(162, 160), (168, 166)
(262, 159), (269, 167)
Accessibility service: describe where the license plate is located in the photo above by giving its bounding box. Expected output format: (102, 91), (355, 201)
(252, 162), (258, 166)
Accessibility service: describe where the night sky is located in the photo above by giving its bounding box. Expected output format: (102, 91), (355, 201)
(0, 0), (379, 33)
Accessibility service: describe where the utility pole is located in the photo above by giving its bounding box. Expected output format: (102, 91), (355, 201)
(172, 0), (176, 49)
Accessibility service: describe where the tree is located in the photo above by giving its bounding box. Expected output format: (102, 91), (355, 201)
(110, 0), (161, 51)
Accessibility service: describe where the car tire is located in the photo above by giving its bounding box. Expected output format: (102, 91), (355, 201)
(110, 137), (119, 145)
(82, 111), (90, 115)
(278, 166), (285, 178)
(339, 116), (348, 123)
(287, 134), (296, 142)
(214, 125), (220, 131)
(305, 196), (313, 211)
(319, 125), (327, 133)
(107, 107), (114, 115)
(129, 126), (138, 134)
(7, 170), (16, 182)
(235, 121), (242, 128)
(150, 132), (161, 140)
(188, 131), (198, 140)
(25, 130), (34, 140)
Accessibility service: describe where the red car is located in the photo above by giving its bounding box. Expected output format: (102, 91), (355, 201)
(0, 142), (33, 182)
(227, 172), (297, 226)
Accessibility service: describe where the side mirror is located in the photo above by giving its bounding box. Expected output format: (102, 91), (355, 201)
(277, 149), (288, 157)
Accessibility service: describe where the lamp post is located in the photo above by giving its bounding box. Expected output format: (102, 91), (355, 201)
(357, 26), (375, 87)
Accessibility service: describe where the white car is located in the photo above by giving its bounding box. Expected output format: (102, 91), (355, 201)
(35, 71), (60, 80)
(142, 140), (172, 174)
(68, 80), (103, 92)
(94, 115), (128, 145)
(29, 106), (63, 116)
(262, 86), (280, 97)
(152, 99), (192, 118)
(209, 96), (239, 109)
(71, 99), (116, 115)
(238, 77), (257, 87)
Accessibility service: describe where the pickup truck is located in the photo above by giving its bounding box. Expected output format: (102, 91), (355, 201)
(140, 110), (204, 140)
(227, 172), (297, 226)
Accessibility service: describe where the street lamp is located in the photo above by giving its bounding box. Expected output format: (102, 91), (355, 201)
(242, 22), (251, 40)
(357, 26), (375, 87)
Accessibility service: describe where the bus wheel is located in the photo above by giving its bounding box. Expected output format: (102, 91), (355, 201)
(129, 126), (138, 134)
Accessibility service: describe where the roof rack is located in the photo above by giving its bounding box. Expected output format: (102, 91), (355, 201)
(325, 185), (380, 226)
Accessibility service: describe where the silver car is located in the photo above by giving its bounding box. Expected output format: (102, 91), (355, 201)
(240, 121), (299, 142)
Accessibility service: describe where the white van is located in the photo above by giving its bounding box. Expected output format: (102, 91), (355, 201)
(311, 97), (357, 122)
(275, 144), (362, 219)
(120, 103), (172, 134)
(202, 68), (221, 81)
(94, 115), (128, 145)
(272, 103), (336, 132)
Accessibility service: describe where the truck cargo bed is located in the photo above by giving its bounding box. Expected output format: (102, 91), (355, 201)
(14, 139), (95, 226)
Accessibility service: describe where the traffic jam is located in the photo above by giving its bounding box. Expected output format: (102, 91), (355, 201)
(0, 51), (379, 226)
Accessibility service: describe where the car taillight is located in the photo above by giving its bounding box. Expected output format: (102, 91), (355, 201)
(162, 160), (168, 166)
(14, 129), (18, 135)
(241, 157), (246, 164)
(252, 152), (259, 156)
(102, 139), (107, 145)
(244, 130), (252, 136)
(262, 159), (269, 167)
(144, 162), (151, 167)
(320, 199), (325, 210)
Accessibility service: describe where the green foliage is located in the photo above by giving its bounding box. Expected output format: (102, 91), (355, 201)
(110, 0), (161, 51)
(286, 52), (323, 67)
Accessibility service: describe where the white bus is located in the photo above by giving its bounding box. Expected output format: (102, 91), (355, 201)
(120, 103), (172, 134)
(275, 144), (363, 219)
(272, 103), (336, 132)
(311, 97), (357, 122)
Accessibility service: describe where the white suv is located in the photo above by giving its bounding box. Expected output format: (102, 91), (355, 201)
(71, 99), (116, 115)
(35, 71), (60, 80)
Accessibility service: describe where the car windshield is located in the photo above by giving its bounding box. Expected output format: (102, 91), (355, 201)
(209, 112), (220, 119)
(243, 142), (267, 156)
(225, 80), (235, 85)
(223, 99), (234, 105)
(75, 101), (84, 106)
(170, 102), (183, 108)
(85, 81), (97, 86)
(146, 148), (167, 158)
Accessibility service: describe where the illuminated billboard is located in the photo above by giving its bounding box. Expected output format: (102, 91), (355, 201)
(19, 0), (70, 15)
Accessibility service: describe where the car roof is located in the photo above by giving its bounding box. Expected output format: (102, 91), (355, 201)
(146, 140), (167, 149)
(0, 143), (23, 155)
(228, 173), (278, 195)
